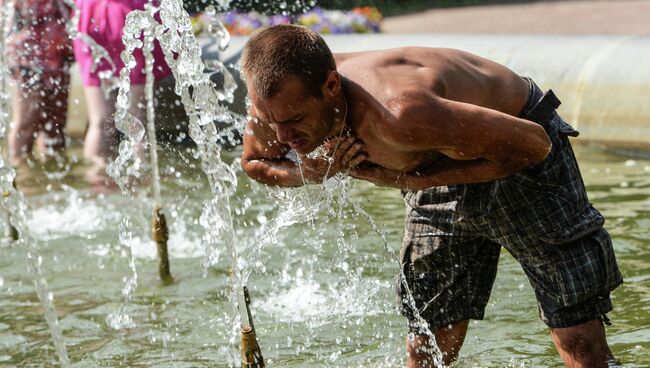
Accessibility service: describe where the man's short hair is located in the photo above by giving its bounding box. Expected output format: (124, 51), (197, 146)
(241, 24), (336, 99)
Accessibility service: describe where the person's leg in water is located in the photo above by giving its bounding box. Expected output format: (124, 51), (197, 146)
(8, 74), (69, 165)
(397, 214), (501, 368)
(82, 84), (146, 166)
(8, 82), (41, 165)
(406, 320), (469, 367)
(6, 0), (72, 166)
(82, 86), (119, 165)
(151, 75), (189, 142)
(38, 76), (70, 160)
(503, 224), (622, 368)
(550, 318), (615, 368)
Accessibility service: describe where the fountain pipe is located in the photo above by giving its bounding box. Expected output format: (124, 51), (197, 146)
(5, 181), (19, 241)
(144, 5), (171, 283)
(240, 286), (264, 368)
(151, 205), (172, 283)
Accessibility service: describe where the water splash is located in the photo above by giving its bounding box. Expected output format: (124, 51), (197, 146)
(102, 6), (156, 335)
(68, 0), (250, 351)
(106, 8), (150, 190)
(1, 0), (15, 232)
(154, 0), (254, 344)
(106, 217), (138, 330)
(346, 192), (445, 366)
(142, 3), (162, 206)
(204, 5), (231, 52)
(0, 165), (71, 366)
(242, 167), (445, 365)
(0, 3), (70, 366)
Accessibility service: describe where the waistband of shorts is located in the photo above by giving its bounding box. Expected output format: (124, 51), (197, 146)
(518, 77), (562, 124)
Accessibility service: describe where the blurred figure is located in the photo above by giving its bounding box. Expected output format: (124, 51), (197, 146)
(73, 0), (184, 167)
(5, 0), (74, 165)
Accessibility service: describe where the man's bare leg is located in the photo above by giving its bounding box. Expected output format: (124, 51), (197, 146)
(406, 320), (469, 368)
(549, 318), (615, 368)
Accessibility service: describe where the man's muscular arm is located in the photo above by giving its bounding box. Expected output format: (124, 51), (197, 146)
(351, 92), (552, 189)
(351, 156), (531, 190)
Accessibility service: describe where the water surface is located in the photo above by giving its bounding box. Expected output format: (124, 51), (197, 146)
(0, 142), (648, 367)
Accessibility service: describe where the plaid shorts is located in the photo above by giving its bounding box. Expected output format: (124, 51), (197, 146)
(398, 78), (623, 331)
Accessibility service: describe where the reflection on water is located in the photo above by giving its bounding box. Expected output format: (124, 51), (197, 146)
(0, 142), (649, 367)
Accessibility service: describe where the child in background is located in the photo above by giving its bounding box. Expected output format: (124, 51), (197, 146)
(73, 0), (183, 167)
(5, 0), (74, 165)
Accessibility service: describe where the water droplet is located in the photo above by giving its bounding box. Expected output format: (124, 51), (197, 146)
(624, 159), (637, 167)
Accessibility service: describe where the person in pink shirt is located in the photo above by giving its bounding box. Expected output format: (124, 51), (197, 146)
(5, 0), (74, 165)
(73, 0), (183, 166)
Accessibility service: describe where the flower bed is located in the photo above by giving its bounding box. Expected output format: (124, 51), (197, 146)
(193, 6), (382, 36)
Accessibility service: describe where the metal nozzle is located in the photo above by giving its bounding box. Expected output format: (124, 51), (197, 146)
(240, 286), (264, 368)
(151, 205), (172, 284)
(8, 216), (18, 240)
(4, 179), (19, 240)
(241, 326), (264, 368)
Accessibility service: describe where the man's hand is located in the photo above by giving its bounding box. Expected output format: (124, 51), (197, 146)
(299, 136), (367, 183)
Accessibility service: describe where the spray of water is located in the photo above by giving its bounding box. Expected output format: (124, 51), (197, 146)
(106, 217), (138, 329)
(0, 0), (19, 241)
(100, 0), (249, 351)
(0, 172), (71, 366)
(0, 2), (71, 366)
(157, 0), (244, 285)
(244, 130), (446, 364)
(103, 6), (152, 333)
(142, 5), (162, 206)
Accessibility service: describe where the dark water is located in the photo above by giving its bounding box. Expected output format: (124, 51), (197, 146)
(0, 143), (648, 367)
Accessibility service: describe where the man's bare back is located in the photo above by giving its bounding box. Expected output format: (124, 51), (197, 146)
(334, 46), (531, 172)
(242, 35), (550, 189)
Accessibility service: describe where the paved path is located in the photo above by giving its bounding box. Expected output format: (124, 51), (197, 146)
(382, 0), (650, 35)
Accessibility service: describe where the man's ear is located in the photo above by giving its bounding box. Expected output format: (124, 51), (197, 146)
(321, 70), (341, 98)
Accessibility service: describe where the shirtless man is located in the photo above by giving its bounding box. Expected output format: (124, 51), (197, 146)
(240, 25), (622, 368)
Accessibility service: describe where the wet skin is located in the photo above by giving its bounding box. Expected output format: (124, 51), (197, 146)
(241, 46), (552, 190)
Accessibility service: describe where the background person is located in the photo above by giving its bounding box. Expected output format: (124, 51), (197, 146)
(5, 0), (73, 166)
(73, 0), (185, 167)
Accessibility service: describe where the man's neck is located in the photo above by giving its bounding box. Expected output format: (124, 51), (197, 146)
(328, 89), (349, 138)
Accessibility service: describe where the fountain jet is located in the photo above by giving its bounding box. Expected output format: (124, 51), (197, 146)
(142, 10), (173, 284)
(0, 1), (18, 241)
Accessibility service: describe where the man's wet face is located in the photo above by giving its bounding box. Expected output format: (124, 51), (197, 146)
(248, 77), (334, 154)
